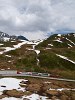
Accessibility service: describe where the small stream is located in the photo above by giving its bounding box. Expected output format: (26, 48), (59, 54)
(32, 45), (40, 66)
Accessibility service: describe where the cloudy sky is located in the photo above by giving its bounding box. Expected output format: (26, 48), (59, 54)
(0, 0), (75, 40)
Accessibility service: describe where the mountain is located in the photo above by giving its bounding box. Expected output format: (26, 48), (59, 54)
(0, 32), (75, 79)
(17, 35), (29, 41)
(36, 33), (75, 49)
(35, 33), (75, 79)
(0, 31), (28, 41)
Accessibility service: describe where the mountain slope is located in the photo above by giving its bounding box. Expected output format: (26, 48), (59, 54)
(0, 32), (75, 79)
(35, 33), (75, 78)
(36, 33), (75, 49)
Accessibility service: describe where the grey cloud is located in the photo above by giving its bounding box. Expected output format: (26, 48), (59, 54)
(0, 0), (75, 40)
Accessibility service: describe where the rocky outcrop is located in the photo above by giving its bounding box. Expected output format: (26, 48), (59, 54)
(3, 89), (24, 98)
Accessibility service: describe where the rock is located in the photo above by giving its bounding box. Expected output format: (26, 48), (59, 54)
(26, 83), (42, 93)
(0, 95), (7, 99)
(19, 83), (27, 87)
(3, 89), (24, 98)
(20, 80), (30, 84)
(24, 91), (32, 96)
(46, 90), (59, 96)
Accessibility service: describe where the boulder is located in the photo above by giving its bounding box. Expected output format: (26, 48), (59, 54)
(3, 89), (24, 98)
(26, 83), (42, 93)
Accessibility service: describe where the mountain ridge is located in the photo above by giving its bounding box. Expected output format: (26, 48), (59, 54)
(0, 31), (29, 41)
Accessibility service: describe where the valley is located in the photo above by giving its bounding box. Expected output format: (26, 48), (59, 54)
(0, 32), (75, 80)
(0, 32), (75, 100)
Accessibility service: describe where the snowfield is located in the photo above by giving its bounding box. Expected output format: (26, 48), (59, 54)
(0, 78), (25, 91)
(0, 78), (48, 100)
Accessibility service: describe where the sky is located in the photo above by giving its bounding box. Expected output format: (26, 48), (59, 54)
(0, 0), (75, 40)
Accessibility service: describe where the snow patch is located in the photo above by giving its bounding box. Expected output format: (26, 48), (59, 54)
(68, 44), (72, 47)
(34, 50), (40, 55)
(2, 97), (21, 100)
(23, 93), (47, 100)
(0, 43), (4, 46)
(5, 55), (11, 57)
(56, 54), (75, 64)
(66, 38), (75, 45)
(0, 40), (42, 55)
(0, 41), (28, 54)
(0, 78), (26, 91)
(57, 34), (61, 37)
(53, 40), (63, 43)
(48, 44), (53, 46)
(3, 37), (10, 42)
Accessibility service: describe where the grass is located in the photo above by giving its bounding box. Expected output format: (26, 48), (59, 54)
(38, 50), (75, 70)
(0, 33), (75, 79)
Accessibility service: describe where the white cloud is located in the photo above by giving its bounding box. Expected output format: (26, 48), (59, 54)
(0, 0), (75, 40)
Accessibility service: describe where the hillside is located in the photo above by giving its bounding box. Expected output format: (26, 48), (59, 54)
(0, 33), (75, 79)
(35, 33), (75, 79)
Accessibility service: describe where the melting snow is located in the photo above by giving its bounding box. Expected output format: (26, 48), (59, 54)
(34, 50), (40, 55)
(3, 37), (10, 42)
(0, 78), (26, 91)
(0, 78), (48, 100)
(0, 41), (28, 54)
(73, 34), (75, 37)
(66, 38), (75, 45)
(0, 43), (4, 46)
(48, 44), (53, 46)
(5, 55), (11, 57)
(2, 97), (21, 100)
(0, 40), (42, 55)
(68, 44), (72, 47)
(57, 34), (61, 37)
(49, 88), (75, 91)
(56, 54), (75, 64)
(11, 41), (15, 42)
(53, 40), (63, 43)
(2, 94), (48, 100)
(23, 94), (47, 100)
